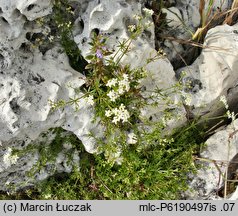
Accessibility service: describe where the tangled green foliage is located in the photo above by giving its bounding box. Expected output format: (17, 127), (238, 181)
(0, 0), (208, 200)
(0, 123), (203, 200)
(49, 3), (186, 164)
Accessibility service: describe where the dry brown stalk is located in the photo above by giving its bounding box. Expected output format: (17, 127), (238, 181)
(224, 0), (238, 25)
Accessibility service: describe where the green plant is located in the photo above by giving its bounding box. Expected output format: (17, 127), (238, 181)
(29, 7), (208, 200)
(32, 0), (87, 71)
(6, 122), (202, 200)
(193, 0), (238, 41)
(51, 8), (186, 156)
(9, 128), (80, 188)
(0, 4), (214, 200)
(191, 0), (215, 40)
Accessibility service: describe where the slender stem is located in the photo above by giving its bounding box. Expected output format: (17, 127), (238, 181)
(112, 38), (130, 61)
(115, 39), (133, 66)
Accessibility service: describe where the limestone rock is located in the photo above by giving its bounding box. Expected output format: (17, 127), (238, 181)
(186, 119), (238, 200)
(0, 0), (101, 191)
(160, 0), (201, 64)
(74, 0), (153, 57)
(0, 0), (52, 40)
(178, 23), (238, 120)
(16, 0), (52, 21)
(4, 0), (236, 195)
(162, 7), (183, 29)
(0, 41), (96, 190)
(161, 0), (231, 68)
(0, 129), (80, 191)
(73, 0), (186, 127)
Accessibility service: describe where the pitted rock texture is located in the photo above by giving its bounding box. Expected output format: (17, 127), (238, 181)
(0, 0), (238, 197)
(0, 0), (52, 39)
(0, 41), (100, 190)
(0, 129), (80, 191)
(0, 0), (101, 191)
(74, 0), (153, 58)
(0, 0), (184, 191)
(73, 0), (186, 127)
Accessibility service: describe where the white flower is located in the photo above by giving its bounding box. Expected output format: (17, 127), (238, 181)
(220, 95), (229, 109)
(184, 95), (192, 106)
(118, 75), (130, 94)
(110, 104), (130, 124)
(107, 90), (119, 102)
(118, 104), (130, 123)
(127, 133), (137, 144)
(3, 147), (19, 168)
(118, 81), (130, 93)
(48, 35), (54, 42)
(122, 74), (129, 81)
(57, 23), (64, 28)
(112, 116), (120, 124)
(226, 110), (235, 121)
(161, 117), (167, 127)
(66, 6), (74, 15)
(112, 107), (120, 124)
(85, 95), (94, 106)
(66, 21), (72, 28)
(128, 24), (136, 32)
(145, 20), (153, 27)
(118, 85), (125, 95)
(105, 110), (112, 117)
(182, 92), (192, 106)
(106, 78), (118, 87)
(143, 8), (154, 16)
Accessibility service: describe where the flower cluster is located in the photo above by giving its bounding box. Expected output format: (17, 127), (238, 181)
(105, 104), (130, 124)
(57, 21), (72, 28)
(106, 74), (130, 102)
(3, 147), (19, 168)
(133, 14), (142, 21)
(128, 24), (136, 33)
(142, 8), (154, 16)
(66, 6), (74, 15)
(220, 95), (229, 109)
(130, 9), (154, 37)
(85, 95), (94, 106)
(181, 92), (192, 106)
(220, 95), (236, 121)
(226, 110), (235, 121)
(144, 20), (153, 28)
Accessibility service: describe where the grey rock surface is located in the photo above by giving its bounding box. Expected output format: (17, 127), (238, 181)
(0, 0), (100, 191)
(178, 23), (238, 120)
(186, 119), (238, 200)
(73, 0), (187, 128)
(0, 0), (238, 197)
(161, 0), (230, 67)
